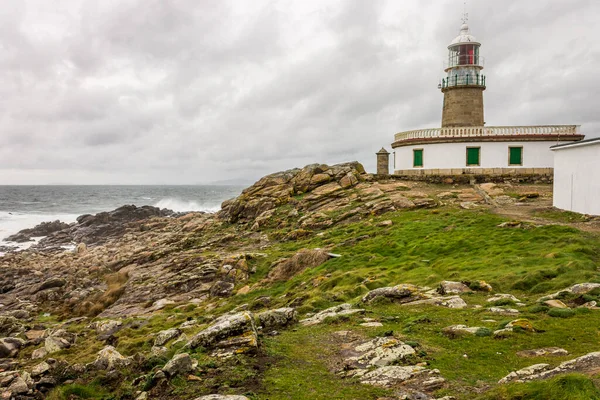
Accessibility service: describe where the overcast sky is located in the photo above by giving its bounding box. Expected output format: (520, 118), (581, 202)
(0, 0), (598, 185)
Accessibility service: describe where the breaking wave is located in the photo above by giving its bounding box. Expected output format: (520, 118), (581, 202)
(154, 198), (221, 213)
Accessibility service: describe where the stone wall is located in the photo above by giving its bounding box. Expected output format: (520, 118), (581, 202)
(442, 86), (485, 127)
(384, 167), (553, 184)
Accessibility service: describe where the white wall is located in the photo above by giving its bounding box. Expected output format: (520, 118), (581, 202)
(394, 141), (558, 170)
(553, 142), (600, 216)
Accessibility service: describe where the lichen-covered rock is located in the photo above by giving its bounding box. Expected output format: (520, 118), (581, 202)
(7, 376), (29, 394)
(538, 283), (600, 302)
(362, 284), (422, 303)
(257, 308), (297, 329)
(187, 312), (258, 357)
(506, 319), (535, 332)
(162, 353), (196, 377)
(403, 295), (467, 309)
(437, 281), (471, 295)
(442, 325), (486, 337)
(517, 348), (569, 358)
(93, 345), (132, 371)
(299, 304), (365, 326)
(31, 347), (48, 360)
(349, 365), (444, 389)
(488, 307), (520, 315)
(91, 320), (123, 340)
(154, 328), (182, 346)
(544, 300), (569, 309)
(31, 361), (51, 377)
(499, 352), (600, 384)
(487, 294), (521, 303)
(346, 337), (416, 367)
(0, 316), (23, 337)
(45, 336), (71, 354)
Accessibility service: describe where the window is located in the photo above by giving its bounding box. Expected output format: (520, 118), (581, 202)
(466, 147), (480, 166)
(413, 149), (423, 167)
(509, 147), (523, 166)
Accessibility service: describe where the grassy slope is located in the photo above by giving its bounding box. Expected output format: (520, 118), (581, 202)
(46, 206), (600, 399)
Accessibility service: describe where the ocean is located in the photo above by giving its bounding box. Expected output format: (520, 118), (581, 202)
(0, 185), (244, 251)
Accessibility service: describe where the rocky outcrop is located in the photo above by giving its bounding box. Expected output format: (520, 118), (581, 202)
(219, 162), (367, 224)
(36, 205), (175, 248)
(5, 220), (70, 242)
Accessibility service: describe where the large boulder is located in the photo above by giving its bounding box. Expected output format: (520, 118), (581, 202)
(257, 308), (297, 329)
(187, 312), (258, 357)
(162, 353), (196, 377)
(362, 284), (422, 304)
(154, 328), (182, 346)
(437, 281), (472, 295)
(345, 337), (416, 368)
(93, 345), (132, 371)
(45, 336), (71, 354)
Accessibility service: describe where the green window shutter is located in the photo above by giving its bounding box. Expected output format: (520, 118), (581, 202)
(466, 148), (480, 166)
(413, 149), (423, 167)
(509, 147), (523, 165)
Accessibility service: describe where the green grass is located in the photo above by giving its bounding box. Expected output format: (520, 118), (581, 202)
(47, 383), (111, 400)
(33, 205), (600, 399)
(475, 374), (600, 399)
(260, 323), (390, 399)
(240, 208), (600, 314)
(534, 208), (591, 223)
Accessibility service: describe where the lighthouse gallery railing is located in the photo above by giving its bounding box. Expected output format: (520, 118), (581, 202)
(394, 125), (581, 142)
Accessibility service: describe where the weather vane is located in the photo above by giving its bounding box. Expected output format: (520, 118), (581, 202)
(462, 1), (469, 24)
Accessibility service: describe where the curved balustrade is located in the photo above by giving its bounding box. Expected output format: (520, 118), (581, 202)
(394, 125), (581, 143)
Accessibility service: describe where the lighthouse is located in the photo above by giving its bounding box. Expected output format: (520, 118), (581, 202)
(387, 12), (584, 178)
(440, 18), (485, 127)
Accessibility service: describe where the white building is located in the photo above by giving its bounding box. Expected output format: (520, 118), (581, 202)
(551, 138), (600, 216)
(388, 18), (584, 177)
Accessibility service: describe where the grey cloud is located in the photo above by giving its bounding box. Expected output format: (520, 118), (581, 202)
(0, 0), (598, 184)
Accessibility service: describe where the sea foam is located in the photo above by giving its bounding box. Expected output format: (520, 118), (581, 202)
(154, 198), (221, 213)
